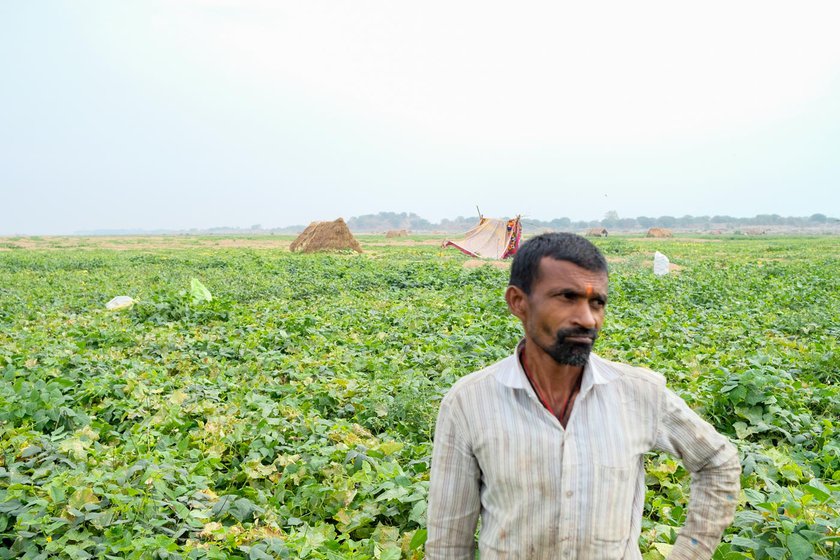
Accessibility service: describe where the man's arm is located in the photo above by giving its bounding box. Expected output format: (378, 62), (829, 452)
(655, 388), (741, 560)
(426, 394), (481, 560)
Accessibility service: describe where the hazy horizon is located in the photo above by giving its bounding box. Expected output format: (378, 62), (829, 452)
(3, 1), (839, 235)
(8, 210), (833, 238)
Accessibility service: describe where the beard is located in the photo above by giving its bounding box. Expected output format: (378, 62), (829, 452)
(539, 327), (599, 366)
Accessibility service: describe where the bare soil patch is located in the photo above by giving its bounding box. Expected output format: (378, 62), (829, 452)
(212, 238), (292, 249)
(0, 236), (293, 251)
(364, 239), (444, 247)
(631, 237), (722, 243)
(462, 259), (511, 270)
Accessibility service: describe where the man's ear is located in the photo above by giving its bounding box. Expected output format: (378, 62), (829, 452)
(505, 285), (528, 322)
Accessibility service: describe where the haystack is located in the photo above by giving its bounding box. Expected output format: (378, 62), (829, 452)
(646, 227), (673, 238)
(289, 218), (362, 253)
(385, 229), (409, 238)
(586, 228), (608, 238)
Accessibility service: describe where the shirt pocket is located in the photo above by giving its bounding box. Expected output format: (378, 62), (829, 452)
(590, 464), (635, 543)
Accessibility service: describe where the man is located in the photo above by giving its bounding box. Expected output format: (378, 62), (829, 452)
(427, 233), (740, 560)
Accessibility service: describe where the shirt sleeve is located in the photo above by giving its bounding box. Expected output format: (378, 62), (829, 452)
(654, 388), (741, 560)
(426, 393), (481, 560)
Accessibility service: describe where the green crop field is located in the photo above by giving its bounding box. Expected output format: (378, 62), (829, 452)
(1, 235), (838, 559)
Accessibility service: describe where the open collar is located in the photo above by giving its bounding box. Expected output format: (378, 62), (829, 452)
(494, 342), (618, 395)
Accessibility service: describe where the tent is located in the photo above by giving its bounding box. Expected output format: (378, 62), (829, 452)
(290, 218), (363, 253)
(442, 216), (522, 259)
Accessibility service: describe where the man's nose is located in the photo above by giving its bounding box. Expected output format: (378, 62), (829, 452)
(571, 301), (597, 329)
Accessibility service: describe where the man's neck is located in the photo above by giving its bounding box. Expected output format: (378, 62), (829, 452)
(520, 338), (585, 404)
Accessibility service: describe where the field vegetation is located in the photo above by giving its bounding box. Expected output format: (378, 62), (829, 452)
(1, 235), (838, 559)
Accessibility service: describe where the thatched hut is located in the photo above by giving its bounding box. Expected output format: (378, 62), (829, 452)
(385, 229), (409, 238)
(586, 228), (608, 238)
(290, 218), (363, 253)
(646, 228), (673, 238)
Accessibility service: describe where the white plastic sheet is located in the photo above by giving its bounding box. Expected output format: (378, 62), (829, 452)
(105, 296), (135, 310)
(653, 251), (670, 276)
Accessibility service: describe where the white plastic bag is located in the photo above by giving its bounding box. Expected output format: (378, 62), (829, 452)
(105, 296), (135, 311)
(653, 251), (670, 276)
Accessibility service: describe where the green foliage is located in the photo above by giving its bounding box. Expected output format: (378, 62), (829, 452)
(1, 236), (838, 558)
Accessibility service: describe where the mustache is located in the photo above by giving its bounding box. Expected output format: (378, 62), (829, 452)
(555, 327), (599, 344)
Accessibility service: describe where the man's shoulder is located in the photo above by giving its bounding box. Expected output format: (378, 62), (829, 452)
(444, 355), (513, 400)
(591, 353), (667, 390)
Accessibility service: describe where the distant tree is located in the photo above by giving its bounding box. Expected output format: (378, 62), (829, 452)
(406, 213), (433, 230)
(347, 211), (433, 231)
(549, 217), (572, 229)
(602, 210), (620, 229)
(677, 214), (706, 227)
(656, 216), (677, 227)
(754, 214), (783, 225)
(809, 213), (827, 223)
(637, 216), (656, 228)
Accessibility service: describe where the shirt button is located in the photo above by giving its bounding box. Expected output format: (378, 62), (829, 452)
(565, 490), (573, 497)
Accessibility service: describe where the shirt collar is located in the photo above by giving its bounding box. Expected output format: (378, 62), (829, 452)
(494, 341), (618, 392)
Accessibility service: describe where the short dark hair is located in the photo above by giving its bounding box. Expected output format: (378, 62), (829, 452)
(509, 233), (608, 294)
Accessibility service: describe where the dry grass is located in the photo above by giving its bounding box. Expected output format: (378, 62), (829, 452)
(289, 218), (363, 253)
(646, 228), (673, 238)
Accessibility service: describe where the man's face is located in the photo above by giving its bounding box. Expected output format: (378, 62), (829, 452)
(508, 258), (608, 366)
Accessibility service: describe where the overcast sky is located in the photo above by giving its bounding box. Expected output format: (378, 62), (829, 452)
(2, 1), (839, 234)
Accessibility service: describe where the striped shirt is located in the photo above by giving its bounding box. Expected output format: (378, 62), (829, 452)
(427, 349), (740, 560)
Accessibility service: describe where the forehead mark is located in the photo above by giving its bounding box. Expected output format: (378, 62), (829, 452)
(585, 284), (594, 298)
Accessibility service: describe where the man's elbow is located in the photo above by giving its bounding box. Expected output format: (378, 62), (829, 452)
(721, 441), (742, 481)
(706, 441), (741, 522)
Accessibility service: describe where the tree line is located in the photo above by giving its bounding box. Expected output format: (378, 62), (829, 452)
(341, 211), (837, 233)
(83, 212), (835, 235)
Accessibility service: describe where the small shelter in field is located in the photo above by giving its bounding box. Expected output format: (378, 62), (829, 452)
(385, 229), (409, 238)
(586, 228), (609, 238)
(443, 215), (522, 259)
(646, 227), (673, 238)
(289, 218), (363, 253)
